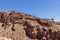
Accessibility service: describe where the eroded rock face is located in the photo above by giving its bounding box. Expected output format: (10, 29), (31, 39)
(0, 11), (60, 40)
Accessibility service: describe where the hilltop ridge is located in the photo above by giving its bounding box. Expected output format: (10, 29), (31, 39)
(0, 11), (60, 40)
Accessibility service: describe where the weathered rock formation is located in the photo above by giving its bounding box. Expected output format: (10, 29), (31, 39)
(0, 11), (60, 40)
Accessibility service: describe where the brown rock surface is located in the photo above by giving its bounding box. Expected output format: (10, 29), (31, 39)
(0, 11), (60, 40)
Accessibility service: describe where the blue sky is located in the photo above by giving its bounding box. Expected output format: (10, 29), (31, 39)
(0, 0), (60, 21)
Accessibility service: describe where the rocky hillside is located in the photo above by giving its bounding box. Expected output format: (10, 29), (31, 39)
(0, 11), (60, 40)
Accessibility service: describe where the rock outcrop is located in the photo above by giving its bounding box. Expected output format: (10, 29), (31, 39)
(0, 11), (60, 40)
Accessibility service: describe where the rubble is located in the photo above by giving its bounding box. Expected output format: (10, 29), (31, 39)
(0, 11), (60, 40)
